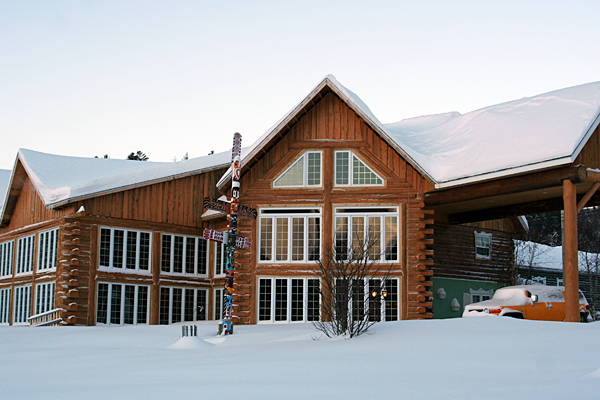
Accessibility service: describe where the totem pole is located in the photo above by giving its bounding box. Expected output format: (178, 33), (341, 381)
(203, 133), (256, 335)
(222, 132), (242, 335)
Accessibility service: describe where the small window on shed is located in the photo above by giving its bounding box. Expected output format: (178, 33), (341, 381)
(474, 231), (492, 259)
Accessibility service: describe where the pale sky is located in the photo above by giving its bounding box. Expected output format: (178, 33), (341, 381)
(1, 1), (600, 170)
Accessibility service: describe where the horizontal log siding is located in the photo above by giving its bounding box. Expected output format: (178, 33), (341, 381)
(432, 223), (513, 285)
(465, 218), (521, 233)
(575, 124), (600, 169)
(236, 92), (435, 322)
(0, 177), (77, 234)
(81, 168), (226, 227)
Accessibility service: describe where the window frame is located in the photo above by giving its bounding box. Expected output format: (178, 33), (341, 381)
(0, 240), (13, 278)
(98, 227), (152, 274)
(334, 150), (384, 187)
(214, 240), (226, 277)
(258, 208), (322, 263)
(0, 287), (11, 324)
(34, 281), (55, 316)
(474, 231), (492, 260)
(257, 277), (321, 324)
(161, 233), (209, 277)
(334, 206), (400, 262)
(15, 234), (34, 276)
(13, 284), (31, 325)
(273, 151), (323, 188)
(159, 286), (208, 325)
(37, 228), (58, 272)
(334, 277), (400, 323)
(214, 287), (224, 321)
(96, 282), (150, 325)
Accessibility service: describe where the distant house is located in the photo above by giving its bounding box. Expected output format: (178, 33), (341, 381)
(1, 75), (600, 326)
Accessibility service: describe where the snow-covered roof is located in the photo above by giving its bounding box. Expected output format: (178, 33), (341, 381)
(219, 75), (600, 189)
(0, 169), (11, 215)
(16, 148), (231, 209)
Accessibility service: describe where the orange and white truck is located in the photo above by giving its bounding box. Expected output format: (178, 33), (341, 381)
(462, 285), (592, 322)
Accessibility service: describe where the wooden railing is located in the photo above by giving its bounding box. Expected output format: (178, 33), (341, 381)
(28, 309), (64, 327)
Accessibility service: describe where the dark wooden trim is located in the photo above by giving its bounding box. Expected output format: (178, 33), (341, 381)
(289, 140), (369, 149)
(425, 165), (588, 207)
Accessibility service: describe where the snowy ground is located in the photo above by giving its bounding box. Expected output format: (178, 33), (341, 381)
(1, 318), (599, 399)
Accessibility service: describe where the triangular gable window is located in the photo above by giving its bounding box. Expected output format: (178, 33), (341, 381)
(335, 150), (383, 186)
(274, 151), (322, 187)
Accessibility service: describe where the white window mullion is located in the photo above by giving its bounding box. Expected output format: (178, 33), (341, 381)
(106, 283), (113, 325)
(168, 287), (174, 325)
(119, 284), (125, 325)
(109, 230), (115, 269)
(133, 285), (139, 325)
(135, 231), (140, 271)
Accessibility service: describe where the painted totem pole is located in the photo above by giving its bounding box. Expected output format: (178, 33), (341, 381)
(222, 132), (242, 335)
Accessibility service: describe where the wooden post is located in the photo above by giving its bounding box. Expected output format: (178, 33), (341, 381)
(563, 179), (579, 323)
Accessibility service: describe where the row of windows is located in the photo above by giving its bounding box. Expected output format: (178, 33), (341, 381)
(0, 228), (59, 279)
(273, 150), (384, 188)
(1, 282), (58, 325)
(334, 278), (399, 322)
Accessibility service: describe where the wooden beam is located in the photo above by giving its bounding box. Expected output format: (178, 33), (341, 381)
(425, 165), (588, 207)
(563, 179), (579, 323)
(447, 197), (567, 224)
(289, 140), (370, 149)
(577, 181), (600, 212)
(586, 169), (600, 183)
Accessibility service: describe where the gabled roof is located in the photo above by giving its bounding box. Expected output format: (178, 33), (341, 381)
(0, 169), (11, 216)
(217, 74), (433, 190)
(1, 148), (231, 227)
(218, 75), (600, 190)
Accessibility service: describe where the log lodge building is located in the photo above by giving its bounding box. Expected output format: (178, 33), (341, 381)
(1, 75), (600, 326)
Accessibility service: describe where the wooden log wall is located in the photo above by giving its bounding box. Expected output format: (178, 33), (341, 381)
(233, 91), (436, 322)
(81, 168), (227, 227)
(0, 177), (77, 235)
(55, 218), (92, 325)
(432, 223), (513, 285)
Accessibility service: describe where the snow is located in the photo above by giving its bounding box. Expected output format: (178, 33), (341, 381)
(384, 83), (600, 186)
(0, 169), (11, 214)
(0, 319), (598, 399)
(220, 75), (600, 189)
(17, 148), (231, 208)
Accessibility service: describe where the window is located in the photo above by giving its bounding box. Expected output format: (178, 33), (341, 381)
(259, 208), (321, 262)
(258, 277), (321, 323)
(161, 234), (208, 276)
(475, 231), (492, 259)
(0, 288), (11, 324)
(214, 288), (224, 320)
(335, 150), (383, 186)
(38, 228), (58, 272)
(273, 151), (322, 187)
(99, 228), (151, 273)
(214, 241), (226, 277)
(35, 282), (55, 315)
(334, 207), (399, 261)
(13, 285), (31, 324)
(96, 283), (149, 325)
(334, 278), (400, 322)
(16, 235), (34, 275)
(159, 286), (208, 325)
(0, 240), (13, 278)
(465, 288), (494, 307)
